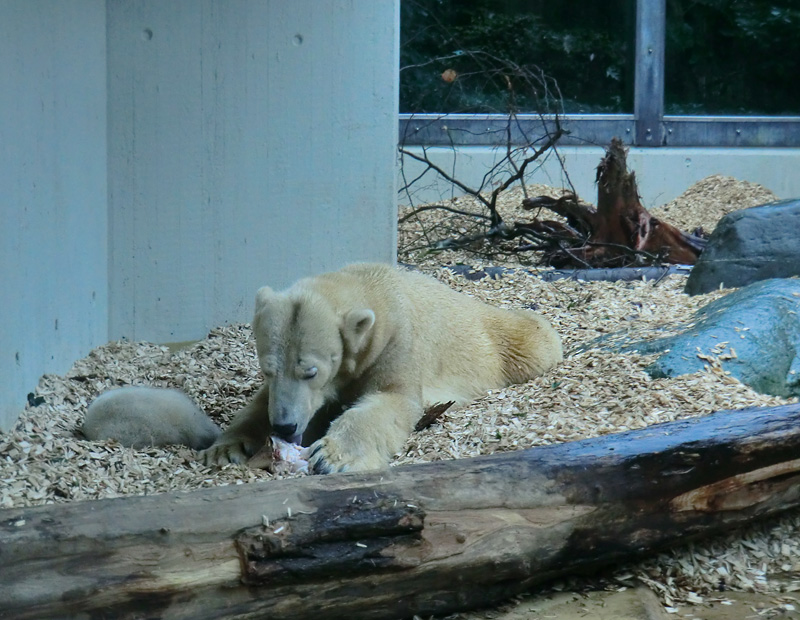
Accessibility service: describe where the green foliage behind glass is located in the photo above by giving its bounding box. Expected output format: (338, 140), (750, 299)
(666, 0), (800, 114)
(400, 0), (634, 114)
(401, 0), (800, 116)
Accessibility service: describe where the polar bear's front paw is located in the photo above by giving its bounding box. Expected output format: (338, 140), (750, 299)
(305, 440), (339, 474)
(200, 436), (259, 466)
(305, 437), (385, 475)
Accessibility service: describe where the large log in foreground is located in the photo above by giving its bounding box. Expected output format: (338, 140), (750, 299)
(3, 404), (800, 620)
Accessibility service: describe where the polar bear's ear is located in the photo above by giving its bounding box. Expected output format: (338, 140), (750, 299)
(254, 286), (276, 309)
(342, 308), (375, 353)
(252, 287), (277, 332)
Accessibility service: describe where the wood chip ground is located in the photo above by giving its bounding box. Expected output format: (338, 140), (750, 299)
(3, 175), (798, 616)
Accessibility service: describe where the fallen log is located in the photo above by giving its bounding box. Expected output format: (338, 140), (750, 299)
(438, 262), (692, 283)
(3, 403), (800, 620)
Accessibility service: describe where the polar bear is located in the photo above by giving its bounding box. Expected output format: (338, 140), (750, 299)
(201, 263), (562, 474)
(83, 386), (221, 449)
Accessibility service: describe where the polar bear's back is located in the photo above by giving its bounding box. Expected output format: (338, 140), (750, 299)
(335, 264), (562, 404)
(82, 386), (221, 449)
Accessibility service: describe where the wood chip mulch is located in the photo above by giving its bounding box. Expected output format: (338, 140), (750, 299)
(3, 174), (797, 611)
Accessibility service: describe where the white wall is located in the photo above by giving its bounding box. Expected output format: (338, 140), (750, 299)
(107, 0), (400, 343)
(0, 1), (108, 430)
(1, 0), (399, 431)
(400, 146), (800, 208)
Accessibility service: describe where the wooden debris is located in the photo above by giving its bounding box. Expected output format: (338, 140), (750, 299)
(651, 174), (778, 233)
(414, 401), (455, 431)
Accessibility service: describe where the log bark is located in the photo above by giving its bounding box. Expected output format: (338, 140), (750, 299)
(3, 403), (800, 620)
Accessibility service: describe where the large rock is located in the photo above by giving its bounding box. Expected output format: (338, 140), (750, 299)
(629, 279), (800, 398)
(685, 199), (800, 295)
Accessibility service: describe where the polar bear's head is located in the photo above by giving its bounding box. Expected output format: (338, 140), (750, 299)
(252, 286), (375, 443)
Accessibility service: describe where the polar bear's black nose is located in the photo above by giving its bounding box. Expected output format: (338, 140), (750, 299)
(273, 423), (298, 439)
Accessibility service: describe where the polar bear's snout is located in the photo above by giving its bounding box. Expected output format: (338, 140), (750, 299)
(267, 376), (324, 444)
(269, 400), (308, 444)
(272, 421), (299, 440)
(269, 391), (308, 435)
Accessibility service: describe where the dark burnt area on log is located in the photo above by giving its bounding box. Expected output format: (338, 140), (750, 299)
(236, 491), (426, 585)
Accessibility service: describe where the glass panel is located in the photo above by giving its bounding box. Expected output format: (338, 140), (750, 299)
(666, 0), (800, 115)
(401, 0), (635, 114)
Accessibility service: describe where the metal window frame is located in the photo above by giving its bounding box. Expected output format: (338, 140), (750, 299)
(399, 0), (800, 148)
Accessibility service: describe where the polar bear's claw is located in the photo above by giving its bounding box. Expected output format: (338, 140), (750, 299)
(306, 434), (382, 474)
(200, 440), (252, 466)
(309, 460), (330, 475)
(306, 440), (337, 474)
(306, 438), (360, 474)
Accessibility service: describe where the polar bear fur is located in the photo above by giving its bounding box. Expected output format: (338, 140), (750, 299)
(201, 263), (562, 474)
(83, 386), (221, 449)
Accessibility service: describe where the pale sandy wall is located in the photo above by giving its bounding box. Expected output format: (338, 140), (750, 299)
(401, 146), (800, 208)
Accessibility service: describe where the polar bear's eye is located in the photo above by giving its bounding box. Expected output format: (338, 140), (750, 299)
(302, 367), (318, 380)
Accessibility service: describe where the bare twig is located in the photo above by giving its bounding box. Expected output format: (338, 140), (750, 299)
(399, 147), (492, 211)
(487, 123), (565, 216)
(398, 204), (490, 225)
(398, 49), (568, 262)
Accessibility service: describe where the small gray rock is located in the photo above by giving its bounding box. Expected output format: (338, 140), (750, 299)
(685, 199), (800, 295)
(82, 386), (221, 449)
(629, 279), (800, 398)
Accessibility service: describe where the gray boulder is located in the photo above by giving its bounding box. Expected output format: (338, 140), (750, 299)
(685, 199), (800, 295)
(628, 278), (800, 398)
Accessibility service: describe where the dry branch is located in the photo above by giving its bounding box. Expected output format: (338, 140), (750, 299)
(399, 123), (564, 231)
(398, 50), (568, 259)
(400, 138), (706, 267)
(414, 400), (455, 431)
(3, 403), (800, 620)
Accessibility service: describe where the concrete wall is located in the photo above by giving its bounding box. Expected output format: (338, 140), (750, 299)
(107, 0), (399, 343)
(3, 1), (796, 434)
(0, 1), (108, 430)
(1, 0), (399, 431)
(400, 146), (800, 208)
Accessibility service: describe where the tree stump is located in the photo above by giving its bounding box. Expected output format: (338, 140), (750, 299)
(521, 138), (706, 267)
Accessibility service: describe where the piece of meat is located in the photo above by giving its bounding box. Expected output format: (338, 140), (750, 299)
(248, 436), (309, 474)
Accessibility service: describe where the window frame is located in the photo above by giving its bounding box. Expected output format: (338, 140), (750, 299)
(399, 0), (800, 148)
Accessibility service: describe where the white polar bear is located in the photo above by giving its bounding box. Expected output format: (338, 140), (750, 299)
(83, 386), (220, 450)
(201, 263), (563, 474)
